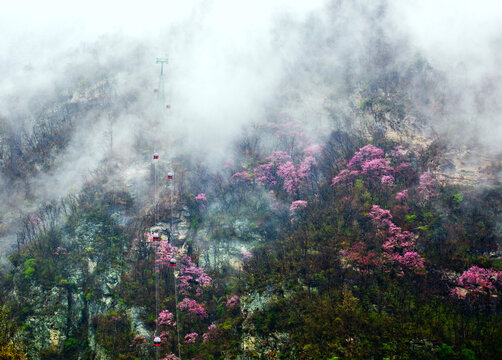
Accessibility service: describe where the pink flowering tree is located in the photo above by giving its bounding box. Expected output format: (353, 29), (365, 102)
(155, 241), (178, 270)
(332, 145), (394, 190)
(231, 171), (252, 183)
(341, 205), (425, 276)
(202, 324), (217, 343)
(163, 354), (179, 360)
(194, 193), (207, 210)
(368, 205), (425, 275)
(332, 144), (421, 202)
(154, 242), (213, 356)
(289, 200), (308, 221)
(253, 150), (317, 198)
(451, 266), (502, 304)
(240, 249), (253, 262)
(178, 255), (212, 297)
(226, 296), (240, 307)
(128, 335), (147, 357)
(178, 297), (208, 319)
(303, 143), (323, 156)
(418, 172), (438, 201)
(184, 332), (199, 344)
(264, 121), (309, 154)
(395, 189), (408, 201)
(157, 310), (176, 328)
(194, 193), (207, 202)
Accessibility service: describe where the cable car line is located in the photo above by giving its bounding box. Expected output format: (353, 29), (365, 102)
(152, 56), (182, 359)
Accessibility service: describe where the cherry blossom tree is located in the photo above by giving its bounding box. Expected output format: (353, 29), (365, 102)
(395, 189), (408, 201)
(184, 332), (198, 344)
(202, 324), (217, 343)
(418, 172), (438, 200)
(332, 144), (393, 189)
(368, 205), (425, 274)
(157, 310), (176, 327)
(163, 354), (179, 360)
(178, 255), (212, 296)
(341, 205), (425, 275)
(289, 200), (308, 215)
(226, 296), (240, 307)
(194, 193), (207, 201)
(231, 171), (252, 183)
(451, 266), (502, 302)
(240, 249), (253, 262)
(178, 297), (208, 319)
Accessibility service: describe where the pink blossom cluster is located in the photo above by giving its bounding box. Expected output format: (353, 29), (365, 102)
(157, 310), (176, 327)
(241, 249), (253, 262)
(395, 162), (412, 173)
(177, 298), (208, 318)
(395, 189), (408, 201)
(303, 143), (323, 156)
(340, 242), (383, 272)
(277, 161), (300, 194)
(253, 150), (316, 195)
(202, 324), (217, 343)
(155, 241), (177, 269)
(332, 144), (417, 191)
(159, 330), (171, 343)
(347, 144), (384, 168)
(231, 171), (252, 183)
(381, 175), (395, 186)
(368, 205), (425, 274)
(451, 266), (502, 300)
(194, 193), (207, 201)
(184, 332), (199, 344)
(178, 255), (212, 296)
(418, 172), (438, 200)
(298, 156), (316, 179)
(254, 162), (277, 187)
(163, 354), (179, 360)
(289, 200), (308, 214)
(332, 145), (393, 186)
(226, 295), (240, 307)
(265, 121), (307, 141)
(390, 145), (407, 159)
(268, 150), (292, 163)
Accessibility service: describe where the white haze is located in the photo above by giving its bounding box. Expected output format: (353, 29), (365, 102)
(1, 0), (502, 259)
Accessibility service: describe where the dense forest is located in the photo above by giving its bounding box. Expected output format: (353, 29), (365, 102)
(1, 1), (502, 359)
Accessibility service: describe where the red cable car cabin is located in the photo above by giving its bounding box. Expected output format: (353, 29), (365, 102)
(170, 258), (176, 266)
(167, 172), (173, 180)
(153, 336), (161, 346)
(154, 89), (158, 93)
(153, 233), (160, 241)
(153, 152), (159, 159)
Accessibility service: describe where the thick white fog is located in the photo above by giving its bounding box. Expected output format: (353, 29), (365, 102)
(1, 0), (502, 260)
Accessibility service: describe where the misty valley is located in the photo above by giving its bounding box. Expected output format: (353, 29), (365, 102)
(1, 1), (501, 360)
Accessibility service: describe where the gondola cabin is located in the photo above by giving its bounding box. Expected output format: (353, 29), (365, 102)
(167, 172), (174, 180)
(153, 233), (160, 241)
(166, 105), (171, 109)
(170, 258), (177, 267)
(153, 336), (161, 346)
(153, 152), (159, 160)
(154, 89), (158, 93)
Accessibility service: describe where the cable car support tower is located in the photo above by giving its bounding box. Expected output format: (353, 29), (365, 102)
(156, 58), (169, 105)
